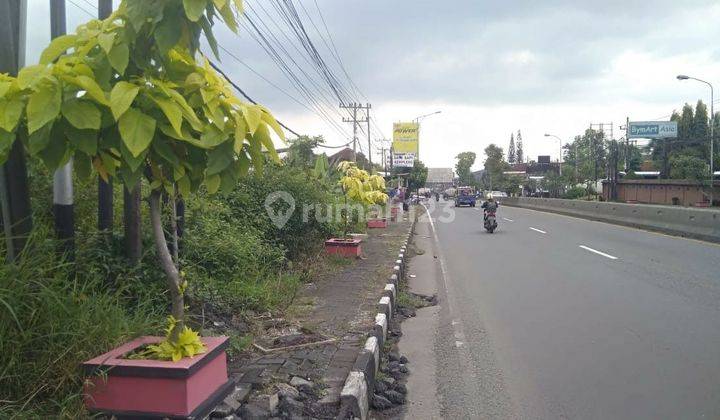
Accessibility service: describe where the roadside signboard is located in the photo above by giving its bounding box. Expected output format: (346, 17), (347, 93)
(392, 152), (416, 167)
(628, 121), (678, 138)
(392, 122), (420, 155)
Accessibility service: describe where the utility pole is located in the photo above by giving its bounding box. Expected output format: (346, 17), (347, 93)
(97, 0), (113, 234)
(340, 102), (370, 165)
(366, 104), (372, 170)
(0, 0), (30, 261)
(625, 117), (630, 171)
(50, 0), (75, 257)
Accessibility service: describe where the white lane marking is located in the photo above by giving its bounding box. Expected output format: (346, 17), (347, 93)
(529, 227), (547, 234)
(502, 217), (514, 222)
(579, 245), (618, 260)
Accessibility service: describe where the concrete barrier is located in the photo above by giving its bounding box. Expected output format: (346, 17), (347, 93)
(501, 197), (720, 243)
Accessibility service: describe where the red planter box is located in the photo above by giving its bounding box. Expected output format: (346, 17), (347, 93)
(695, 201), (710, 207)
(82, 336), (232, 419)
(367, 218), (388, 228)
(325, 238), (362, 257)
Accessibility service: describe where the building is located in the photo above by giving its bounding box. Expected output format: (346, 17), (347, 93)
(328, 148), (368, 168)
(426, 168), (454, 191)
(602, 179), (720, 206)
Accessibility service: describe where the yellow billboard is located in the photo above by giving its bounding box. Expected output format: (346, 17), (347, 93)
(392, 122), (419, 155)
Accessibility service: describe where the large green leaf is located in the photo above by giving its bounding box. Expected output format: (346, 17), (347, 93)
(0, 98), (24, 132)
(27, 79), (61, 134)
(110, 82), (139, 120)
(0, 129), (13, 162)
(17, 65), (48, 89)
(126, 0), (164, 30)
(74, 153), (92, 180)
(155, 10), (182, 54)
(261, 109), (285, 141)
(152, 136), (181, 167)
(246, 138), (264, 174)
(243, 104), (262, 134)
(39, 34), (78, 64)
(199, 16), (219, 59)
(0, 81), (12, 98)
(183, 0), (207, 21)
(206, 140), (234, 175)
(217, 3), (237, 33)
(166, 89), (202, 129)
(61, 99), (101, 130)
(72, 76), (110, 106)
(119, 108), (156, 157)
(200, 125), (227, 147)
(37, 124), (69, 170)
(204, 173), (221, 194)
(27, 123), (53, 155)
(65, 125), (97, 155)
(107, 43), (129, 75)
(253, 124), (280, 163)
(120, 140), (148, 171)
(97, 32), (116, 54)
(152, 97), (183, 137)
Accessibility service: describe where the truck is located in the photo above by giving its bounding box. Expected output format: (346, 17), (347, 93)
(454, 186), (477, 207)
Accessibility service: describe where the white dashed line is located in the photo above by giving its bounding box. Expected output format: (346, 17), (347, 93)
(502, 217), (514, 222)
(529, 227), (547, 234)
(579, 245), (618, 260)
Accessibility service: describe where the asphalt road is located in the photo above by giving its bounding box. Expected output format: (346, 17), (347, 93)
(410, 200), (720, 419)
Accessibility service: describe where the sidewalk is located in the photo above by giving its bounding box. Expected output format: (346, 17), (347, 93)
(217, 213), (412, 419)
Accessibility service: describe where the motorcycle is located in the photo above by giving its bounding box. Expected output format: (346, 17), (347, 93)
(484, 210), (497, 233)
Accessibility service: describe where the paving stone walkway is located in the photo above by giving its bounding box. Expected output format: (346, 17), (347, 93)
(229, 212), (412, 417)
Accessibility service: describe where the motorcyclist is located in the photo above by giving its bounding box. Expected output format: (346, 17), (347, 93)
(434, 192), (440, 201)
(481, 195), (498, 220)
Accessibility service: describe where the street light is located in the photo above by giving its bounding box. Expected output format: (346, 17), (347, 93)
(677, 74), (714, 205)
(413, 110), (442, 123)
(409, 110), (441, 161)
(544, 133), (563, 176)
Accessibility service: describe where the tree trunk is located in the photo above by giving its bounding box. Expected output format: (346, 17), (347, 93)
(170, 190), (179, 266)
(149, 189), (183, 342)
(123, 184), (142, 265)
(98, 178), (113, 234)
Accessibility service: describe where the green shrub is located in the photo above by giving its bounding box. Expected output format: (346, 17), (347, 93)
(220, 163), (336, 259)
(563, 186), (588, 200)
(0, 229), (163, 418)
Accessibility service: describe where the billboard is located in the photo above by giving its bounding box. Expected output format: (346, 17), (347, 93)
(392, 152), (416, 167)
(628, 121), (678, 139)
(392, 122), (419, 155)
(538, 155), (551, 164)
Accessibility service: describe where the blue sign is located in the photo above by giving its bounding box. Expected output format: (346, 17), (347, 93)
(628, 121), (678, 139)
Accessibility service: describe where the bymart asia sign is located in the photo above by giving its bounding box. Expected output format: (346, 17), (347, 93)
(628, 121), (678, 139)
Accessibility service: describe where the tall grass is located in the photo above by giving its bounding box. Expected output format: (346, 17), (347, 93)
(0, 228), (163, 418)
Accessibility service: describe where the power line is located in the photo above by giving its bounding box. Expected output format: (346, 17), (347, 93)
(207, 60), (302, 138)
(67, 0), (95, 18)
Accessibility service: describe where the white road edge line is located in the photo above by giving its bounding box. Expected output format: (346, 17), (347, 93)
(579, 245), (618, 260)
(502, 217), (514, 222)
(529, 227), (547, 234)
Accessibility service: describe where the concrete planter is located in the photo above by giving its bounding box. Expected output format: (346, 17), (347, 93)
(82, 336), (232, 419)
(325, 238), (362, 257)
(367, 218), (388, 229)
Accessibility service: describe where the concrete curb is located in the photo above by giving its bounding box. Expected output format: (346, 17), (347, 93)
(337, 218), (415, 420)
(502, 197), (720, 243)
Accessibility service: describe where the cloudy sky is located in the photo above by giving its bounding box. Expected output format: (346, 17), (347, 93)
(25, 0), (720, 170)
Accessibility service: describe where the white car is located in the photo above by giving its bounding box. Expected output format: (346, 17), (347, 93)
(490, 191), (508, 198)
